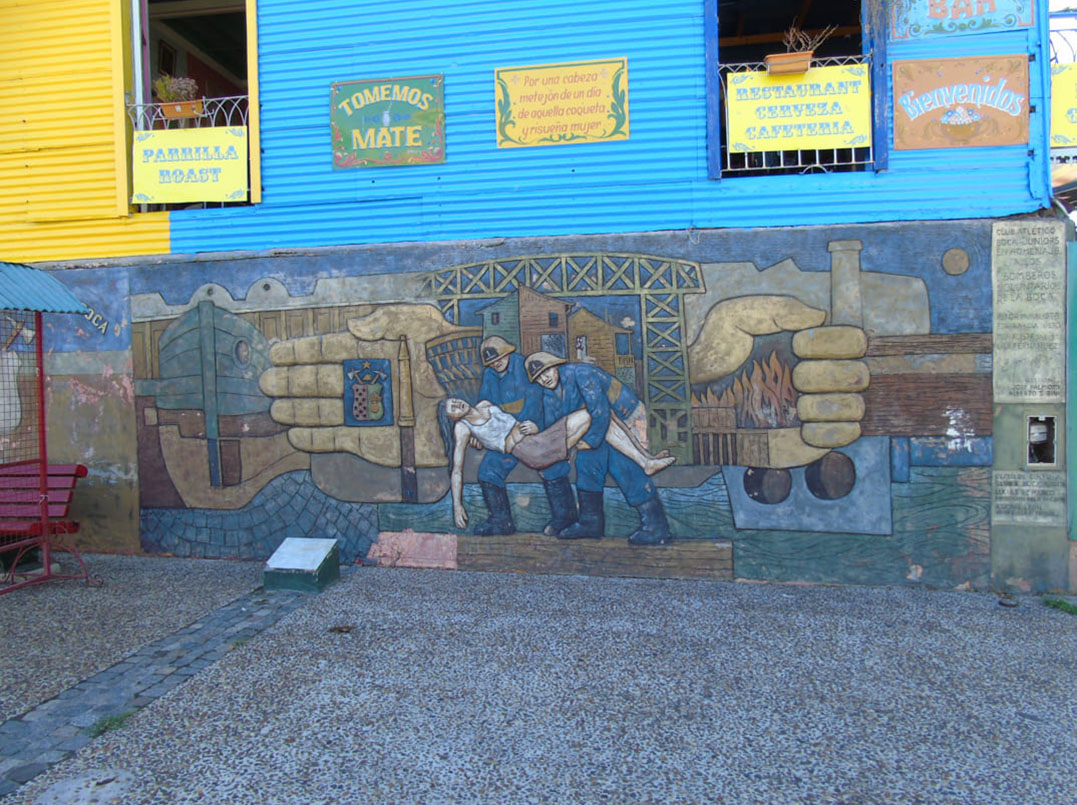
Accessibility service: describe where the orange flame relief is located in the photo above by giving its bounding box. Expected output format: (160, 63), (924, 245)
(692, 350), (798, 429)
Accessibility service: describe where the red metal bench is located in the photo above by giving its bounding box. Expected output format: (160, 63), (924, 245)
(0, 462), (94, 592)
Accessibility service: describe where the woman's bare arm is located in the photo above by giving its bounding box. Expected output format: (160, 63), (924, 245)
(452, 420), (471, 529)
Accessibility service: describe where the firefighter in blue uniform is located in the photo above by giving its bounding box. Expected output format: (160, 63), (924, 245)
(525, 351), (672, 545)
(471, 337), (578, 536)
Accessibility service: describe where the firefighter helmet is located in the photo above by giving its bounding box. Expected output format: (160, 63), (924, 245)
(525, 351), (566, 383)
(480, 336), (516, 367)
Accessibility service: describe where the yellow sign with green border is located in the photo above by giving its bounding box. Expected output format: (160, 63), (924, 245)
(495, 58), (628, 148)
(132, 128), (248, 204)
(1051, 63), (1077, 148)
(725, 64), (871, 153)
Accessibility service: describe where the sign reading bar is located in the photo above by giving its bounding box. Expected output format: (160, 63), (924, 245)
(890, 0), (1035, 40)
(495, 58), (628, 148)
(892, 56), (1029, 150)
(132, 127), (248, 204)
(331, 74), (445, 168)
(724, 64), (871, 153)
(1051, 63), (1077, 147)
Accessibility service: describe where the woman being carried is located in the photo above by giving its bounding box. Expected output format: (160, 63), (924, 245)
(438, 397), (676, 529)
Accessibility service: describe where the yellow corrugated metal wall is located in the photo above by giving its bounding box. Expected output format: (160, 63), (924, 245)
(0, 0), (169, 262)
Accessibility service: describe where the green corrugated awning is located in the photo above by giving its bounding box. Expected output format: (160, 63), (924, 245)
(0, 261), (89, 314)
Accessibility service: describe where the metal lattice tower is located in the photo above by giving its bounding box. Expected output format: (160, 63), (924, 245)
(426, 254), (704, 460)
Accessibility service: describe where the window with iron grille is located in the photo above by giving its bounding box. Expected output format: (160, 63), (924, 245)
(706, 1), (884, 179)
(717, 54), (874, 177)
(125, 0), (256, 211)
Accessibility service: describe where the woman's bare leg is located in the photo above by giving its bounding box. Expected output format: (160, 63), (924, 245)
(605, 417), (676, 476)
(564, 409), (675, 475)
(609, 413), (670, 459)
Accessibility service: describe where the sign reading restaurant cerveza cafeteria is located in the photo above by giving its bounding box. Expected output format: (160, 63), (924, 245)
(495, 58), (628, 148)
(892, 55), (1029, 150)
(131, 127), (248, 204)
(724, 64), (871, 153)
(331, 74), (445, 168)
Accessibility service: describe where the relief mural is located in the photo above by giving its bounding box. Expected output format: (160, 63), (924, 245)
(132, 228), (993, 587)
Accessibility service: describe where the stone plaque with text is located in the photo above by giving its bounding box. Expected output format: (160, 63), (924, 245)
(992, 470), (1066, 526)
(991, 221), (1066, 403)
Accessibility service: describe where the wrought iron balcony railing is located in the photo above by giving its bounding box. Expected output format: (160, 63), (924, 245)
(125, 96), (252, 211)
(126, 95), (249, 131)
(717, 54), (873, 177)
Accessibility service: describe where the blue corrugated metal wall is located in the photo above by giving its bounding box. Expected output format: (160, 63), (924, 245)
(169, 0), (1052, 254)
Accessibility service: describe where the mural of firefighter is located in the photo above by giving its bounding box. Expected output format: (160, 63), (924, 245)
(130, 232), (993, 587)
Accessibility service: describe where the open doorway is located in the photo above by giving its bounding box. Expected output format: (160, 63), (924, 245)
(717, 0), (864, 63)
(127, 0), (259, 209)
(713, 1), (870, 177)
(140, 0), (249, 104)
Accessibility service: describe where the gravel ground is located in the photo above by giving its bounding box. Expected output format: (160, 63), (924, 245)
(0, 554), (263, 723)
(3, 564), (1076, 804)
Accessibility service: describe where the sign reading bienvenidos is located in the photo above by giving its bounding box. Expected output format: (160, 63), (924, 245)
(331, 74), (445, 168)
(131, 128), (248, 204)
(495, 59), (628, 148)
(724, 64), (871, 153)
(892, 55), (1029, 150)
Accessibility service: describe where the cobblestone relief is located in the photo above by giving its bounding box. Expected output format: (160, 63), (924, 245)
(140, 471), (378, 564)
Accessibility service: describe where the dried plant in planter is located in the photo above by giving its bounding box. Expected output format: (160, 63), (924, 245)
(781, 23), (838, 54)
(765, 24), (838, 75)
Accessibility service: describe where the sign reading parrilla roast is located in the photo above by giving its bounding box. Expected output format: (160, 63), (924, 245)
(892, 55), (1028, 150)
(331, 75), (445, 168)
(131, 128), (248, 204)
(724, 64), (871, 153)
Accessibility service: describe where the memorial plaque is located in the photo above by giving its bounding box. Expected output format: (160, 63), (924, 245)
(991, 221), (1066, 403)
(992, 470), (1066, 526)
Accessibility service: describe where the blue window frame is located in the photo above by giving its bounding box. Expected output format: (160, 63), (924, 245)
(704, 1), (888, 179)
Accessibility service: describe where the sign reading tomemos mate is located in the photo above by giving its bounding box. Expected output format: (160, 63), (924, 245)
(131, 128), (248, 204)
(892, 55), (1028, 150)
(495, 59), (628, 148)
(331, 75), (445, 168)
(724, 64), (871, 153)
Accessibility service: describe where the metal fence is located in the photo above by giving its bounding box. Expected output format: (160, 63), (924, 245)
(716, 55), (873, 177)
(127, 95), (250, 131)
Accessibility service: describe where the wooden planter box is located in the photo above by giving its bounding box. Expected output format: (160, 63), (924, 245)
(764, 51), (813, 75)
(160, 99), (204, 119)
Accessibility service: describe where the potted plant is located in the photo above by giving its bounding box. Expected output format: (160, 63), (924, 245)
(154, 74), (203, 119)
(764, 24), (837, 76)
